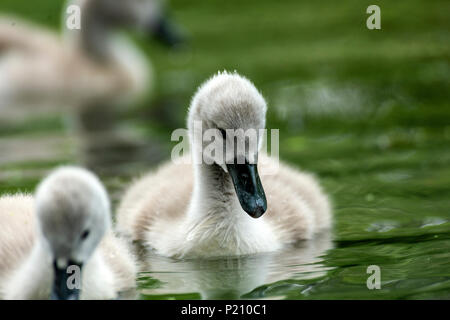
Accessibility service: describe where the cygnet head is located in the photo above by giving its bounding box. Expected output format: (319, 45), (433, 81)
(188, 71), (268, 218)
(35, 166), (111, 300)
(82, 0), (184, 47)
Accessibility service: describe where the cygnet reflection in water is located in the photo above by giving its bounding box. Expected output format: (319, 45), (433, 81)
(135, 233), (333, 299)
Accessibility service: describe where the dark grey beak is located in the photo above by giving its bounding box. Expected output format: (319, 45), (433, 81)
(149, 14), (185, 48)
(51, 261), (82, 300)
(227, 162), (267, 218)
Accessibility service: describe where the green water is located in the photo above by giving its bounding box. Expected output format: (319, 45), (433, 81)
(0, 0), (449, 299)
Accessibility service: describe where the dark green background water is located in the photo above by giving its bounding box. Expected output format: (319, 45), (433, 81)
(0, 0), (449, 299)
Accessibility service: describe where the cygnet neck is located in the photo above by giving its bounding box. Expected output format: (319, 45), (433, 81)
(188, 155), (245, 223)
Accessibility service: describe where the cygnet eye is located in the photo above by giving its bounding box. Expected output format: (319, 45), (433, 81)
(80, 229), (90, 241)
